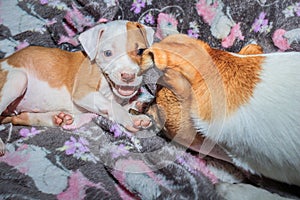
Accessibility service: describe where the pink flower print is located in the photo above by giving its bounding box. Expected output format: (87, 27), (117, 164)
(58, 136), (98, 163)
(40, 0), (48, 5)
(64, 136), (90, 155)
(144, 13), (155, 25)
(19, 127), (41, 137)
(196, 0), (218, 25)
(15, 41), (30, 51)
(222, 23), (244, 48)
(64, 4), (94, 33)
(57, 170), (107, 200)
(109, 122), (133, 138)
(58, 35), (79, 46)
(187, 29), (199, 38)
(252, 12), (272, 33)
(296, 2), (300, 16)
(97, 18), (109, 23)
(110, 123), (123, 138)
(130, 0), (146, 14)
(156, 13), (178, 40)
(252, 12), (267, 32)
(272, 29), (290, 51)
(187, 21), (200, 38)
(64, 137), (77, 155)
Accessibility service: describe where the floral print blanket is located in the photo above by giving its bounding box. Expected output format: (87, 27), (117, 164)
(1, 0), (300, 199)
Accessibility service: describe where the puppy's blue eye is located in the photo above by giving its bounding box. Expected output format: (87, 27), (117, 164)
(104, 50), (112, 57)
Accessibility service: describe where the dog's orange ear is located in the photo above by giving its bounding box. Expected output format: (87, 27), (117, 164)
(139, 46), (170, 76)
(78, 24), (106, 61)
(139, 49), (155, 75)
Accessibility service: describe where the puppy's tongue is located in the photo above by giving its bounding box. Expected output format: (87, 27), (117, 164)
(116, 85), (136, 96)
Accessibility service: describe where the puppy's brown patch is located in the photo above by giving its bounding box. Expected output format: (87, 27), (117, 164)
(126, 22), (149, 65)
(6, 46), (87, 93)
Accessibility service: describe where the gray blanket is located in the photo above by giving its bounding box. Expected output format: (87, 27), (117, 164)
(0, 0), (299, 199)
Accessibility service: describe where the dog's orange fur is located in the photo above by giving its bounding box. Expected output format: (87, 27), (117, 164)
(143, 35), (263, 160)
(142, 35), (264, 120)
(6, 47), (87, 94)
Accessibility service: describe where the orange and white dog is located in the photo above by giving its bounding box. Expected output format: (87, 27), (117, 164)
(0, 20), (154, 155)
(140, 34), (300, 186)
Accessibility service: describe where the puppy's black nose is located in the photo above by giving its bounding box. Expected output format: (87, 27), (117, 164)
(121, 73), (135, 83)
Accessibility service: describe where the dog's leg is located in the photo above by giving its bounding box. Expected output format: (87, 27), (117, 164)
(74, 92), (152, 132)
(0, 70), (28, 114)
(1, 112), (59, 126)
(1, 111), (97, 130)
(54, 112), (98, 130)
(53, 112), (74, 127)
(0, 70), (28, 156)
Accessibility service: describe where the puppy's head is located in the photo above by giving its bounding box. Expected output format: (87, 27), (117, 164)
(79, 20), (154, 99)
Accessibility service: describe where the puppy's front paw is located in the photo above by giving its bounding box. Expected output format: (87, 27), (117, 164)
(132, 114), (152, 129)
(0, 138), (6, 156)
(54, 112), (74, 127)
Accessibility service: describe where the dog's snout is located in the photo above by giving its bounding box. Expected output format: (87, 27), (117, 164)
(121, 72), (135, 83)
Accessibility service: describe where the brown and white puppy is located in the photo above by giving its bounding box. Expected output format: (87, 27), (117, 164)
(140, 34), (300, 186)
(0, 20), (154, 155)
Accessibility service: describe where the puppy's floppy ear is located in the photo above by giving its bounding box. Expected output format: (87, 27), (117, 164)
(128, 22), (155, 47)
(78, 24), (106, 61)
(142, 24), (155, 47)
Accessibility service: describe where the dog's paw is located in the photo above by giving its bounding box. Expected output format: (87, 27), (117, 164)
(56, 113), (97, 130)
(54, 112), (74, 127)
(122, 114), (152, 133)
(132, 114), (152, 129)
(0, 138), (6, 156)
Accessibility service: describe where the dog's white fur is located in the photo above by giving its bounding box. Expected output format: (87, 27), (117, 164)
(193, 52), (300, 185)
(0, 20), (154, 155)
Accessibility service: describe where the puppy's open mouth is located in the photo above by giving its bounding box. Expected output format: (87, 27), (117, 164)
(114, 84), (138, 97)
(104, 73), (141, 98)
